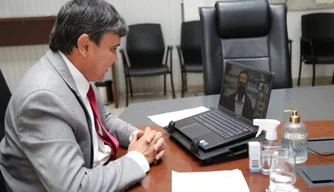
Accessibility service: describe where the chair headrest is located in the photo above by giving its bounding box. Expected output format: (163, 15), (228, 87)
(215, 0), (270, 38)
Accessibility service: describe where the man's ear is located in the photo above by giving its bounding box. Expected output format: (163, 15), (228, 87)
(77, 34), (90, 58)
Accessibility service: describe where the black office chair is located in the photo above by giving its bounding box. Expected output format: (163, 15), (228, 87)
(120, 24), (175, 106)
(176, 20), (203, 98)
(298, 13), (334, 87)
(199, 0), (292, 95)
(0, 69), (11, 192)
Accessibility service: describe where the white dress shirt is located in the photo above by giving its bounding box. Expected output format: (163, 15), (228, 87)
(59, 51), (149, 172)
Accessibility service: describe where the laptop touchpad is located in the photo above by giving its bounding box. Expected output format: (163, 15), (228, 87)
(181, 123), (210, 138)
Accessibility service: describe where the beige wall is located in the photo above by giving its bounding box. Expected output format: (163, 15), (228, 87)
(0, 0), (182, 94)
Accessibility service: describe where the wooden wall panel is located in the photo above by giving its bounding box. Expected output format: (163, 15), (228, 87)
(0, 16), (56, 46)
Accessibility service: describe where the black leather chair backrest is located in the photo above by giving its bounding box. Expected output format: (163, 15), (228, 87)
(301, 13), (334, 57)
(126, 24), (165, 67)
(200, 0), (291, 95)
(0, 69), (11, 139)
(302, 13), (334, 40)
(181, 20), (202, 65)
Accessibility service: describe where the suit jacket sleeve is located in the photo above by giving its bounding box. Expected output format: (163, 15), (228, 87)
(102, 105), (137, 147)
(17, 91), (145, 192)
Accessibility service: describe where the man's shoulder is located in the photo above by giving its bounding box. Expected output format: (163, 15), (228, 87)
(228, 92), (237, 99)
(11, 55), (70, 108)
(16, 59), (59, 93)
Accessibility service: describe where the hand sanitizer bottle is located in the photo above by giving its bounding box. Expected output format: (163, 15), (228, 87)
(282, 109), (308, 164)
(254, 119), (282, 175)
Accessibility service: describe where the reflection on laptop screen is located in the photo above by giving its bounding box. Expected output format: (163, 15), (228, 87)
(219, 61), (274, 121)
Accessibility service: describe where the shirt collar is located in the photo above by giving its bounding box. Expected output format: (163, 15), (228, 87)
(58, 51), (90, 97)
(235, 93), (245, 103)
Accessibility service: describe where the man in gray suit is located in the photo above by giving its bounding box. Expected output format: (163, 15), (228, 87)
(0, 0), (166, 191)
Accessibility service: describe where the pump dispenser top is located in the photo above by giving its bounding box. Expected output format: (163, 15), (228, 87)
(254, 119), (281, 141)
(284, 109), (300, 123)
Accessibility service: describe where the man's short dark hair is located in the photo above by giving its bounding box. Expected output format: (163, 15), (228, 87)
(49, 0), (128, 54)
(238, 70), (249, 83)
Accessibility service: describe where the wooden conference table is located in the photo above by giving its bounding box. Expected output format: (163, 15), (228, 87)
(117, 121), (334, 192)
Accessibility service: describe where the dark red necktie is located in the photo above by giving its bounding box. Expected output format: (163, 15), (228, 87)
(87, 85), (119, 165)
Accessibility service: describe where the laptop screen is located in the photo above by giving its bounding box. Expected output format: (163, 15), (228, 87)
(218, 61), (274, 121)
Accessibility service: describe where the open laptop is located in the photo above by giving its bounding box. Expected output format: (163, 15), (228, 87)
(174, 61), (274, 151)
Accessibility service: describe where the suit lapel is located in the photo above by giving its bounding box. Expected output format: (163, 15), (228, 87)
(45, 50), (79, 94)
(45, 50), (94, 168)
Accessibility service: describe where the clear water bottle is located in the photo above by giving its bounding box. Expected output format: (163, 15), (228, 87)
(260, 140), (282, 175)
(281, 109), (308, 164)
(254, 119), (282, 175)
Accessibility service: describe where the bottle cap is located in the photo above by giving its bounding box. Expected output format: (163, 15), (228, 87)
(284, 109), (300, 123)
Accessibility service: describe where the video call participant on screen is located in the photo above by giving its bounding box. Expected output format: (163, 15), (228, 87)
(224, 70), (254, 120)
(0, 0), (165, 191)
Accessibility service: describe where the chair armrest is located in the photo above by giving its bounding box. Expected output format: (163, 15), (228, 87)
(300, 38), (315, 59)
(119, 49), (126, 62)
(300, 37), (314, 48)
(165, 46), (173, 71)
(288, 39), (293, 61)
(300, 37), (312, 43)
(176, 45), (182, 55)
(119, 48), (129, 72)
(176, 45), (184, 67)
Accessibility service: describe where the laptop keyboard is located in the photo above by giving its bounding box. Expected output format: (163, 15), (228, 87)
(194, 110), (256, 139)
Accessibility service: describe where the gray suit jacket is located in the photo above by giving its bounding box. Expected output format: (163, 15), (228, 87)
(0, 50), (145, 192)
